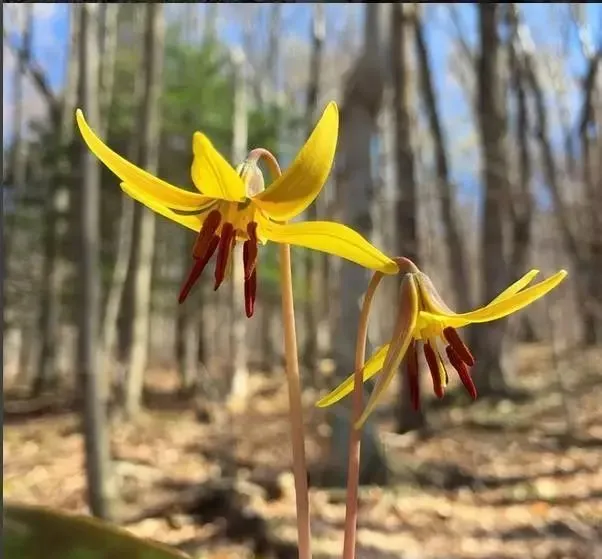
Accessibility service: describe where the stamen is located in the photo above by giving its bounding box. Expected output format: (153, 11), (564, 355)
(445, 345), (477, 400)
(244, 269), (257, 318)
(179, 235), (219, 303)
(214, 223), (235, 290)
(423, 342), (444, 399)
(192, 210), (222, 258)
(243, 222), (258, 280)
(443, 327), (475, 366)
(442, 362), (449, 387)
(407, 341), (420, 410)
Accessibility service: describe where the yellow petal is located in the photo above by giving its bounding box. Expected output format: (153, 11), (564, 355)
(252, 102), (339, 221)
(121, 182), (206, 232)
(418, 269), (541, 316)
(258, 215), (398, 275)
(420, 270), (568, 328)
(315, 344), (390, 408)
(356, 275), (419, 428)
(191, 133), (246, 202)
(488, 269), (539, 305)
(416, 272), (456, 314)
(75, 109), (211, 211)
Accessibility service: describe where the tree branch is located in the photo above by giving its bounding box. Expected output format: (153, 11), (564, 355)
(447, 5), (476, 69)
(3, 26), (60, 119)
(578, 50), (601, 137)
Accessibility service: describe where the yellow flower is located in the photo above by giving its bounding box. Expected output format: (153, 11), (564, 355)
(75, 102), (397, 317)
(317, 261), (568, 428)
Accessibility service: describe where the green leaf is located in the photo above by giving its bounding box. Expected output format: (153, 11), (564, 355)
(3, 503), (191, 559)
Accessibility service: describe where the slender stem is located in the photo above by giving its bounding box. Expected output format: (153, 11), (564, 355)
(254, 148), (312, 559)
(279, 243), (312, 559)
(342, 271), (385, 559)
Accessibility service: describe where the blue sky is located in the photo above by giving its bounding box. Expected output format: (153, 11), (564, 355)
(3, 2), (600, 205)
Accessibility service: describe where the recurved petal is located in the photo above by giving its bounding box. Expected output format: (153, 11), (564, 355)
(315, 344), (390, 408)
(258, 216), (398, 275)
(418, 269), (542, 317)
(76, 109), (210, 210)
(191, 133), (246, 202)
(416, 272), (456, 315)
(252, 102), (339, 221)
(420, 270), (568, 328)
(121, 182), (206, 232)
(487, 269), (539, 305)
(356, 274), (419, 428)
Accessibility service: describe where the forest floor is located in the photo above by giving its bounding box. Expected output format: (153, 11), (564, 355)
(4, 343), (602, 559)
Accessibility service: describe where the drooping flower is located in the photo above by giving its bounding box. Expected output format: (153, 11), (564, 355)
(317, 261), (568, 428)
(75, 103), (398, 317)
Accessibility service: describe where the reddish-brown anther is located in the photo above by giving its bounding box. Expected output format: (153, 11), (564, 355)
(244, 269), (257, 318)
(243, 222), (259, 280)
(179, 235), (220, 303)
(443, 326), (475, 366)
(423, 342), (444, 399)
(192, 210), (222, 258)
(445, 345), (477, 400)
(179, 210), (223, 303)
(406, 341), (420, 410)
(241, 222), (259, 317)
(214, 223), (235, 290)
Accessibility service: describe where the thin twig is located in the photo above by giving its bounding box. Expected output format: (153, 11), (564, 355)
(3, 26), (60, 118)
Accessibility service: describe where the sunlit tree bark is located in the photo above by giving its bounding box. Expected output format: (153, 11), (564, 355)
(34, 5), (81, 395)
(303, 4), (328, 378)
(472, 4), (513, 395)
(125, 4), (166, 417)
(328, 4), (389, 486)
(78, 2), (116, 519)
(391, 3), (426, 432)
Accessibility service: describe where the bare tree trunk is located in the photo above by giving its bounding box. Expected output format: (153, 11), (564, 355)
(33, 6), (81, 396)
(506, 7), (535, 344)
(266, 4), (282, 93)
(577, 45), (602, 345)
(176, 231), (200, 396)
(98, 4), (120, 136)
(227, 48), (250, 407)
(3, 4), (33, 335)
(328, 5), (389, 487)
(507, 6), (535, 282)
(177, 312), (200, 396)
(9, 4), (33, 185)
(390, 3), (426, 433)
(302, 4), (327, 378)
(125, 4), (165, 418)
(260, 301), (274, 370)
(514, 10), (600, 345)
(203, 3), (219, 46)
(569, 5), (602, 345)
(101, 7), (143, 401)
(472, 4), (513, 396)
(101, 196), (135, 376)
(172, 1), (203, 393)
(414, 8), (472, 311)
(78, 1), (115, 519)
(181, 4), (201, 44)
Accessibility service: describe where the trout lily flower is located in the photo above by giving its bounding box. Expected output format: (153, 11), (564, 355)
(75, 103), (397, 317)
(317, 261), (568, 428)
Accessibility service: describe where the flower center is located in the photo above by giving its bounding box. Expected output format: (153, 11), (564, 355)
(408, 323), (477, 409)
(178, 209), (259, 317)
